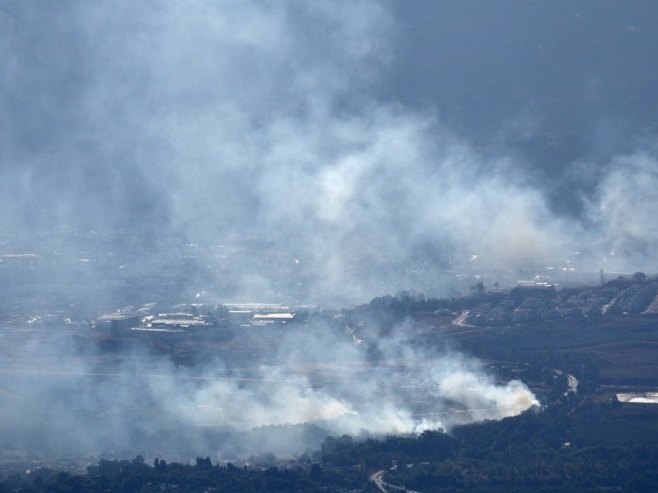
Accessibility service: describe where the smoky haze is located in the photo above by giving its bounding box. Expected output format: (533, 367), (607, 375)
(0, 0), (657, 460)
(0, 318), (538, 459)
(2, 1), (658, 302)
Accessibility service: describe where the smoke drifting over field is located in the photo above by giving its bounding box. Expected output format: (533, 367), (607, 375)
(0, 322), (538, 458)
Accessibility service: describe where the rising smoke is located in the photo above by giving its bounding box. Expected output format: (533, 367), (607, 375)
(2, 1), (658, 302)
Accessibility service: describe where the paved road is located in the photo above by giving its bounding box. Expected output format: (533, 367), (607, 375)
(370, 470), (420, 493)
(452, 310), (471, 327)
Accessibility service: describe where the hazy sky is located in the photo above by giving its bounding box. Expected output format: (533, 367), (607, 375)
(389, 1), (658, 213)
(2, 1), (658, 296)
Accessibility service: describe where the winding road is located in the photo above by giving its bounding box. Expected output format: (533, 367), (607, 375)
(370, 470), (420, 493)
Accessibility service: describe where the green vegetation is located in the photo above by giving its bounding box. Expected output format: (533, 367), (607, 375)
(2, 397), (657, 492)
(0, 456), (367, 493)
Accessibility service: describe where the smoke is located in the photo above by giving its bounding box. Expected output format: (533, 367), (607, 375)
(0, 319), (538, 459)
(0, 0), (657, 460)
(590, 152), (658, 270)
(2, 1), (658, 305)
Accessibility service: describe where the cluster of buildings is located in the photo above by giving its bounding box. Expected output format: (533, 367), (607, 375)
(464, 278), (658, 327)
(94, 302), (299, 335)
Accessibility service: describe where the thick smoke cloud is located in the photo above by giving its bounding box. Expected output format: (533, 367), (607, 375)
(3, 1), (658, 303)
(0, 322), (537, 459)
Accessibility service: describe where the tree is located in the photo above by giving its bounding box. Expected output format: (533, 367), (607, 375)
(471, 282), (486, 296)
(310, 463), (322, 479)
(195, 456), (212, 468)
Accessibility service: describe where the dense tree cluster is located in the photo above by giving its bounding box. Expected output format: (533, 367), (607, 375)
(321, 400), (658, 492)
(0, 455), (365, 493)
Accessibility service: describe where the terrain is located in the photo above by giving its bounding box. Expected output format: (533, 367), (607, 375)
(2, 275), (658, 491)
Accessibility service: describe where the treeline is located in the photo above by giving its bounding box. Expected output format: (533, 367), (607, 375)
(0, 456), (366, 493)
(321, 399), (658, 492)
(3, 399), (657, 492)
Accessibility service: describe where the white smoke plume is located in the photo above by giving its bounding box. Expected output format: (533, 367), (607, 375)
(0, 320), (538, 459)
